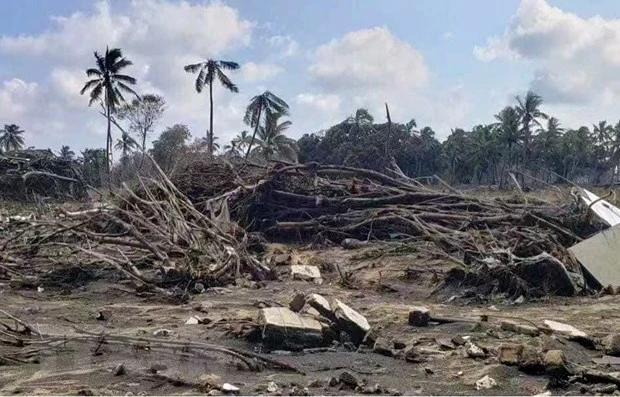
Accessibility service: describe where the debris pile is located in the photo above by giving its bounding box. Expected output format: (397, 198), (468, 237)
(0, 159), (271, 298)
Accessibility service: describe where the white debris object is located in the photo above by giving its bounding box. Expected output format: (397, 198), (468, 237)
(575, 188), (620, 226)
(185, 316), (201, 325)
(544, 320), (587, 338)
(291, 265), (322, 282)
(474, 375), (498, 390)
(222, 383), (239, 392)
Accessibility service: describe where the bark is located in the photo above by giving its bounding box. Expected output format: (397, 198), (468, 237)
(245, 106), (262, 160)
(209, 82), (214, 158)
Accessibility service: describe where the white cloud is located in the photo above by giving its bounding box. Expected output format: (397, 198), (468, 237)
(309, 27), (428, 92)
(268, 35), (299, 58)
(443, 31), (454, 40)
(0, 78), (39, 120)
(474, 0), (620, 103)
(0, 0), (256, 150)
(239, 62), (283, 83)
(296, 93), (341, 113)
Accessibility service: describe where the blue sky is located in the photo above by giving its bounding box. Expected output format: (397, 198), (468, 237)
(1, 0), (620, 153)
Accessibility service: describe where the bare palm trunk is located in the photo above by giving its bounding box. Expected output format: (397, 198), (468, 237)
(245, 107), (262, 160)
(106, 99), (111, 174)
(209, 83), (214, 158)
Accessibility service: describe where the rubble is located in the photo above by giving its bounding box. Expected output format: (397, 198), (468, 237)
(570, 223), (620, 289)
(372, 337), (393, 357)
(543, 320), (587, 338)
(543, 350), (572, 381)
(474, 375), (497, 390)
(291, 265), (322, 283)
(339, 370), (361, 388)
(500, 320), (540, 337)
(112, 363), (126, 376)
(465, 342), (486, 359)
(258, 307), (323, 348)
(289, 291), (306, 312)
(603, 334), (620, 357)
(333, 300), (371, 344)
(306, 293), (333, 319)
(498, 343), (523, 365)
(408, 306), (431, 327)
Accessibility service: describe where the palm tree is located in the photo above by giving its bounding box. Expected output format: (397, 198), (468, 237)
(0, 124), (25, 152)
(248, 111), (298, 162)
(114, 131), (139, 160)
(80, 46), (138, 173)
(59, 145), (75, 160)
(515, 91), (547, 182)
(494, 106), (521, 186)
(244, 91), (289, 159)
(184, 59), (239, 155)
(231, 130), (249, 153)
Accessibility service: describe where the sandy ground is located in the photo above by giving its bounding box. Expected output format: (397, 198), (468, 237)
(2, 242), (620, 396)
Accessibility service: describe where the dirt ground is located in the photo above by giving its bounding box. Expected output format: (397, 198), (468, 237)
(2, 240), (619, 396)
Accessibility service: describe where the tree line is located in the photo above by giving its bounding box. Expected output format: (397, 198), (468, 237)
(2, 45), (620, 188)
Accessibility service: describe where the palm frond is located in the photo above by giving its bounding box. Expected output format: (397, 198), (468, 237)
(111, 74), (137, 85)
(195, 67), (206, 93)
(80, 79), (102, 95)
(216, 69), (238, 93)
(184, 62), (205, 73)
(111, 58), (133, 72)
(86, 68), (102, 77)
(88, 83), (104, 106)
(116, 81), (139, 98)
(218, 60), (240, 70)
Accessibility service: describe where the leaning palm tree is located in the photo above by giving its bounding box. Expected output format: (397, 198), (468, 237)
(0, 124), (25, 152)
(114, 131), (139, 160)
(59, 145), (75, 160)
(248, 111), (298, 162)
(80, 46), (138, 173)
(184, 59), (239, 156)
(243, 91), (289, 159)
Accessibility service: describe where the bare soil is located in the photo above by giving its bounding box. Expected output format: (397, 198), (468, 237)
(2, 241), (619, 396)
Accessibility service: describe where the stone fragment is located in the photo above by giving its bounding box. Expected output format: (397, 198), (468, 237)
(112, 363), (126, 376)
(339, 370), (361, 388)
(500, 320), (518, 333)
(543, 350), (572, 380)
(465, 342), (486, 359)
(306, 293), (333, 319)
(451, 335), (466, 346)
(291, 265), (322, 283)
(604, 334), (620, 357)
(222, 383), (240, 395)
(393, 339), (407, 350)
(516, 324), (540, 337)
(333, 300), (370, 344)
(498, 343), (523, 365)
(402, 346), (421, 363)
(408, 306), (430, 327)
(185, 316), (200, 325)
(153, 329), (171, 337)
(289, 291), (306, 312)
(543, 320), (587, 338)
(258, 307), (323, 348)
(474, 375), (497, 390)
(372, 337), (393, 357)
(518, 345), (544, 374)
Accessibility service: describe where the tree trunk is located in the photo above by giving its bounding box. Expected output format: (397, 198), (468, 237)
(106, 99), (111, 174)
(245, 107), (262, 160)
(209, 83), (214, 158)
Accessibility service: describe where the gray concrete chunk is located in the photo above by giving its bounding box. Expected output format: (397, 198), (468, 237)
(291, 265), (322, 283)
(333, 300), (370, 344)
(258, 307), (323, 348)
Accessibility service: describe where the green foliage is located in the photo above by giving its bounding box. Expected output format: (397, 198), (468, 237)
(81, 148), (107, 187)
(243, 91), (289, 159)
(247, 111), (298, 162)
(149, 124), (191, 173)
(0, 124), (25, 152)
(59, 145), (75, 160)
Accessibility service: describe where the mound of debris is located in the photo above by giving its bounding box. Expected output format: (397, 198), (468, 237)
(195, 162), (606, 299)
(0, 149), (85, 200)
(0, 159), (272, 301)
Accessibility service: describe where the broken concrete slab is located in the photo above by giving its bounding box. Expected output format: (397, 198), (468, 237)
(333, 300), (371, 344)
(291, 265), (322, 283)
(603, 334), (620, 357)
(408, 306), (431, 327)
(543, 320), (587, 338)
(570, 223), (620, 289)
(289, 291), (306, 312)
(500, 320), (540, 337)
(372, 337), (393, 357)
(474, 375), (497, 390)
(465, 342), (486, 359)
(498, 343), (524, 365)
(258, 307), (323, 348)
(306, 293), (333, 319)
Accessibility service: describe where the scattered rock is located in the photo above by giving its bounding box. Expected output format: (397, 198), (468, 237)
(518, 345), (544, 374)
(153, 329), (171, 337)
(222, 383), (240, 395)
(96, 310), (109, 321)
(543, 350), (572, 380)
(498, 343), (523, 365)
(112, 363), (126, 376)
(199, 373), (221, 389)
(435, 336), (455, 350)
(307, 379), (326, 388)
(604, 334), (620, 357)
(424, 367), (434, 375)
(341, 238), (367, 249)
(386, 388), (402, 396)
(360, 383), (382, 394)
(149, 363), (167, 373)
(500, 320), (518, 332)
(185, 316), (201, 325)
(408, 306), (430, 327)
(266, 381), (280, 393)
(333, 300), (371, 344)
(258, 307), (323, 348)
(362, 329), (379, 347)
(291, 265), (322, 283)
(402, 345), (421, 363)
(328, 377), (339, 387)
(516, 324), (540, 337)
(543, 320), (587, 338)
(451, 335), (466, 346)
(339, 370), (361, 388)
(207, 390), (223, 396)
(77, 389), (94, 396)
(474, 375), (497, 390)
(289, 291), (306, 312)
(272, 253), (292, 266)
(306, 293), (333, 319)
(193, 282), (205, 294)
(372, 337), (393, 357)
(465, 342), (486, 359)
(393, 339), (407, 350)
(513, 295), (525, 304)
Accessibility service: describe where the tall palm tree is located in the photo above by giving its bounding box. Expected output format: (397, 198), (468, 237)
(183, 59), (239, 155)
(0, 124), (25, 152)
(231, 130), (249, 152)
(59, 145), (75, 160)
(593, 120), (613, 153)
(114, 132), (139, 160)
(248, 111), (298, 162)
(244, 91), (289, 159)
(80, 46), (138, 173)
(515, 91), (547, 180)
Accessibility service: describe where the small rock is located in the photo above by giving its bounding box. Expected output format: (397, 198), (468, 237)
(291, 265), (322, 283)
(306, 293), (333, 319)
(96, 311), (107, 321)
(498, 343), (523, 365)
(500, 320), (518, 333)
(386, 388), (402, 396)
(435, 336), (455, 350)
(222, 383), (240, 395)
(594, 384), (618, 394)
(37, 286), (44, 293)
(333, 300), (371, 344)
(518, 345), (544, 374)
(112, 363), (126, 376)
(465, 342), (486, 359)
(424, 367), (434, 375)
(543, 350), (572, 380)
(516, 324), (540, 337)
(194, 282), (205, 294)
(604, 334), (620, 357)
(514, 295), (525, 304)
(207, 390), (223, 396)
(290, 291), (306, 312)
(474, 375), (497, 390)
(77, 389), (94, 396)
(266, 381), (280, 393)
(153, 329), (171, 337)
(362, 329), (379, 347)
(149, 363), (167, 373)
(408, 306), (431, 327)
(393, 339), (407, 350)
(361, 383), (382, 394)
(402, 345), (421, 363)
(328, 377), (339, 387)
(341, 238), (367, 249)
(373, 337), (393, 357)
(272, 253), (292, 266)
(185, 316), (201, 325)
(339, 370), (361, 388)
(543, 320), (587, 338)
(451, 335), (466, 346)
(199, 373), (221, 388)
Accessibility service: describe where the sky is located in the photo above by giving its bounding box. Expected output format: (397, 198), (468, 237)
(2, 0), (620, 153)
